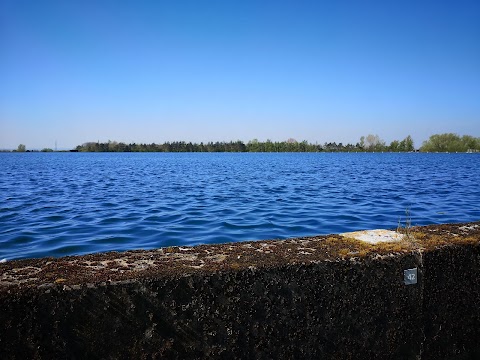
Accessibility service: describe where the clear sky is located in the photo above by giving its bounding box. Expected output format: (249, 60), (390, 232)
(1, 0), (479, 150)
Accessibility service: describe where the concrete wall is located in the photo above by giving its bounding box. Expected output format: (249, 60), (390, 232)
(422, 245), (480, 359)
(1, 222), (479, 359)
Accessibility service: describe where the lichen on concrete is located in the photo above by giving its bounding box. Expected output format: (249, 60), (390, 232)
(0, 221), (479, 359)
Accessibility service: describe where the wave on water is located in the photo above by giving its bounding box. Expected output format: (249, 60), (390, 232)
(1, 152), (479, 260)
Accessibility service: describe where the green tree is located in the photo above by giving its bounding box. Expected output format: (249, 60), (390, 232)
(389, 140), (400, 152)
(359, 136), (365, 149)
(247, 139), (260, 152)
(404, 135), (415, 152)
(17, 144), (26, 152)
(421, 133), (466, 152)
(398, 135), (414, 152)
(461, 135), (480, 151)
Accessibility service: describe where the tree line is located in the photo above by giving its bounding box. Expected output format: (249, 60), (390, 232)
(74, 134), (419, 153)
(73, 133), (480, 153)
(12, 133), (479, 153)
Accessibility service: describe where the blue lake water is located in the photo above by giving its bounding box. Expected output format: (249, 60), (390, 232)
(1, 152), (479, 260)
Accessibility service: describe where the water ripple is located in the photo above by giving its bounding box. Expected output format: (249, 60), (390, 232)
(1, 152), (479, 260)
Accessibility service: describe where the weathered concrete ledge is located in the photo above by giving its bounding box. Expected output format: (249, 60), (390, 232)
(1, 222), (479, 359)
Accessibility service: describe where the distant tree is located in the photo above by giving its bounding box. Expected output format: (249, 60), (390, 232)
(461, 135), (480, 151)
(398, 135), (414, 152)
(404, 135), (415, 151)
(359, 134), (386, 151)
(108, 141), (118, 152)
(81, 142), (99, 152)
(421, 133), (480, 152)
(17, 144), (26, 152)
(359, 136), (365, 149)
(389, 140), (400, 152)
(247, 139), (260, 152)
(41, 148), (54, 152)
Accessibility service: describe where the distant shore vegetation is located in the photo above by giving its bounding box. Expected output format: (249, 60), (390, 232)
(73, 133), (480, 153)
(419, 133), (480, 153)
(5, 133), (479, 153)
(75, 135), (408, 153)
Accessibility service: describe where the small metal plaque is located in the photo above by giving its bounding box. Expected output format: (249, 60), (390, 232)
(404, 268), (418, 285)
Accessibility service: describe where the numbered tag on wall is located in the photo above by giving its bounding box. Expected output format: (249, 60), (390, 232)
(404, 268), (418, 285)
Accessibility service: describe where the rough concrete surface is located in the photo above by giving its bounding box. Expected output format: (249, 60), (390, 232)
(340, 229), (403, 243)
(0, 221), (479, 359)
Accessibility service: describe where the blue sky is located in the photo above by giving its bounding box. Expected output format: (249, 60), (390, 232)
(1, 0), (479, 149)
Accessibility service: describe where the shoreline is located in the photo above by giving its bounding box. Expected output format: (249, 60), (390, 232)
(1, 221), (479, 359)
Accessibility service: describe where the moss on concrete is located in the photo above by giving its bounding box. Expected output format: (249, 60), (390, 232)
(0, 221), (479, 359)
